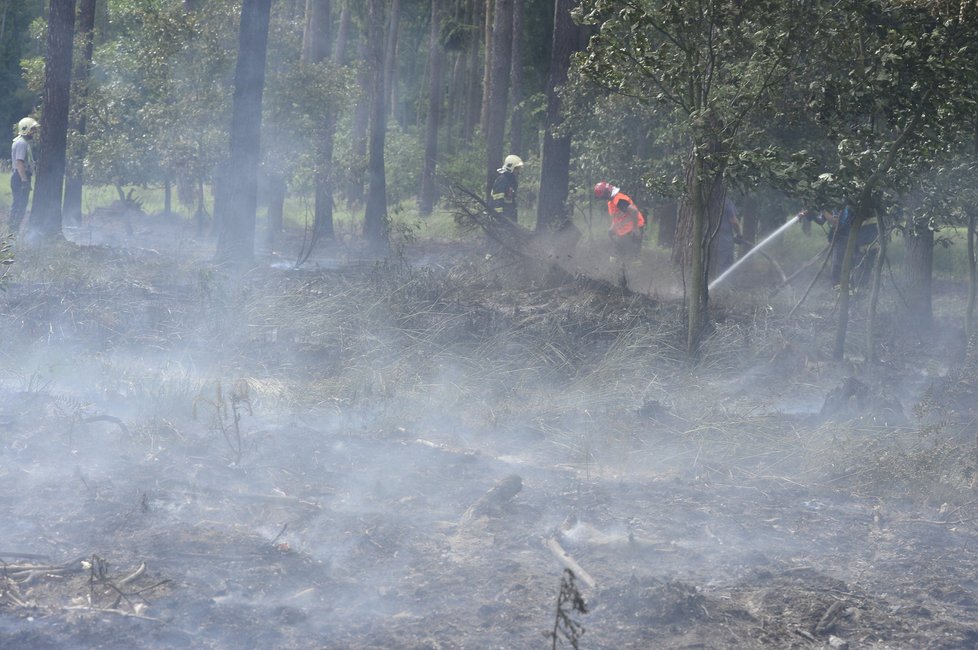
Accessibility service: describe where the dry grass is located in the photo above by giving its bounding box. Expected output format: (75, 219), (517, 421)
(0, 235), (975, 505)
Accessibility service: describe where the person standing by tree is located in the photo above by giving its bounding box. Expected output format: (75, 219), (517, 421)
(9, 117), (38, 234)
(489, 154), (522, 221)
(594, 180), (647, 258)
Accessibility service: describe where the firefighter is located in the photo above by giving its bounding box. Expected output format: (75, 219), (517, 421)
(489, 154), (523, 222)
(9, 117), (38, 233)
(594, 181), (647, 257)
(797, 206), (878, 288)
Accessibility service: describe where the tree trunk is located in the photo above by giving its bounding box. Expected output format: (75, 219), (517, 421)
(30, 0), (77, 241)
(63, 0), (96, 225)
(382, 0), (401, 121)
(419, 0), (444, 216)
(301, 0), (331, 65)
(479, 0), (493, 134)
(333, 0), (350, 62)
(832, 208), (863, 360)
(216, 0), (272, 266)
(265, 173), (286, 244)
(904, 217), (934, 331)
(535, 0), (579, 232)
(463, 0), (482, 144)
(968, 207), (977, 341)
(507, 0), (523, 156)
(867, 212), (886, 364)
(348, 37), (370, 208)
(678, 145), (723, 357)
(363, 0), (389, 255)
(302, 0), (336, 239)
(484, 0), (512, 195)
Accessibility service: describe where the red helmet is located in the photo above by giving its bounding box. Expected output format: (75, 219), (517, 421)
(594, 181), (612, 199)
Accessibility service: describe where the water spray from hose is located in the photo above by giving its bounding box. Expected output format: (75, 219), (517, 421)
(708, 215), (801, 291)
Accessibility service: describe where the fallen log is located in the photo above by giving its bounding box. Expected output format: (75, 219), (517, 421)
(459, 474), (523, 524)
(546, 537), (596, 589)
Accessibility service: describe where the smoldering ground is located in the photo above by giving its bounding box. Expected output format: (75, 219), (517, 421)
(1, 218), (978, 649)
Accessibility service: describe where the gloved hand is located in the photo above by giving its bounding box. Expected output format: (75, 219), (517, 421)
(797, 210), (826, 225)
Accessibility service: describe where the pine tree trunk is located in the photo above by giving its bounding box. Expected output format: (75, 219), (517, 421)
(904, 217), (934, 330)
(507, 0), (523, 156)
(216, 0), (272, 265)
(30, 0), (77, 240)
(463, 0), (482, 144)
(535, 0), (579, 232)
(484, 0), (512, 194)
(363, 0), (389, 254)
(63, 0), (97, 225)
(302, 0), (336, 239)
(383, 0), (401, 121)
(419, 0), (444, 216)
(348, 37), (370, 208)
(479, 0), (494, 134)
(967, 208), (977, 341)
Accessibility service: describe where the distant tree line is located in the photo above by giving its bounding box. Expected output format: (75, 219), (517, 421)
(8, 0), (978, 360)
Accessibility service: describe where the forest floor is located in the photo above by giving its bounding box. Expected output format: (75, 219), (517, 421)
(0, 210), (977, 649)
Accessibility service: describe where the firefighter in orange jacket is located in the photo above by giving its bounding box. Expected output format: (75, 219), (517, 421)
(594, 181), (647, 257)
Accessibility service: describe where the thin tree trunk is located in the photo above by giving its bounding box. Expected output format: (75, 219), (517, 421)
(302, 0), (331, 64)
(382, 0), (401, 121)
(63, 0), (97, 225)
(302, 0), (335, 239)
(419, 0), (444, 216)
(484, 0), (512, 194)
(968, 208), (977, 341)
(363, 0), (389, 254)
(30, 0), (77, 240)
(463, 0), (482, 144)
(507, 0), (523, 156)
(687, 154), (708, 357)
(535, 0), (578, 232)
(867, 210), (886, 363)
(348, 37), (370, 208)
(479, 0), (493, 134)
(333, 0), (350, 62)
(216, 0), (272, 265)
(904, 216), (934, 331)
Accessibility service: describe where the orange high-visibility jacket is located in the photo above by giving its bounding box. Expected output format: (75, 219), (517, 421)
(607, 191), (646, 237)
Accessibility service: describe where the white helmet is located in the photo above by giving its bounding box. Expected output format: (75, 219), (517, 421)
(17, 117), (39, 136)
(497, 154), (523, 174)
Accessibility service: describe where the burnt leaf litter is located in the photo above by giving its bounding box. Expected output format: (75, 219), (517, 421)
(1, 216), (977, 649)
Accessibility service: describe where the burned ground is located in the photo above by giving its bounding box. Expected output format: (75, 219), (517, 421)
(1, 217), (977, 649)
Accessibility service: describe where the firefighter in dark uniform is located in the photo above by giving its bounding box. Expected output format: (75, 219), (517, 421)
(489, 155), (523, 222)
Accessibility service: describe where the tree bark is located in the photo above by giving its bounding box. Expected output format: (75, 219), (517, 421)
(904, 217), (934, 331)
(301, 0), (331, 65)
(507, 0), (523, 156)
(419, 0), (444, 216)
(382, 0), (401, 121)
(535, 0), (579, 232)
(484, 0), (512, 195)
(302, 0), (336, 239)
(479, 0), (493, 134)
(63, 0), (97, 225)
(348, 36), (370, 208)
(968, 207), (977, 341)
(463, 0), (482, 144)
(30, 0), (77, 241)
(332, 0), (350, 63)
(363, 0), (389, 254)
(216, 0), (272, 266)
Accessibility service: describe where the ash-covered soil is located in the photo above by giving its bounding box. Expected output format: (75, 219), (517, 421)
(1, 215), (977, 649)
